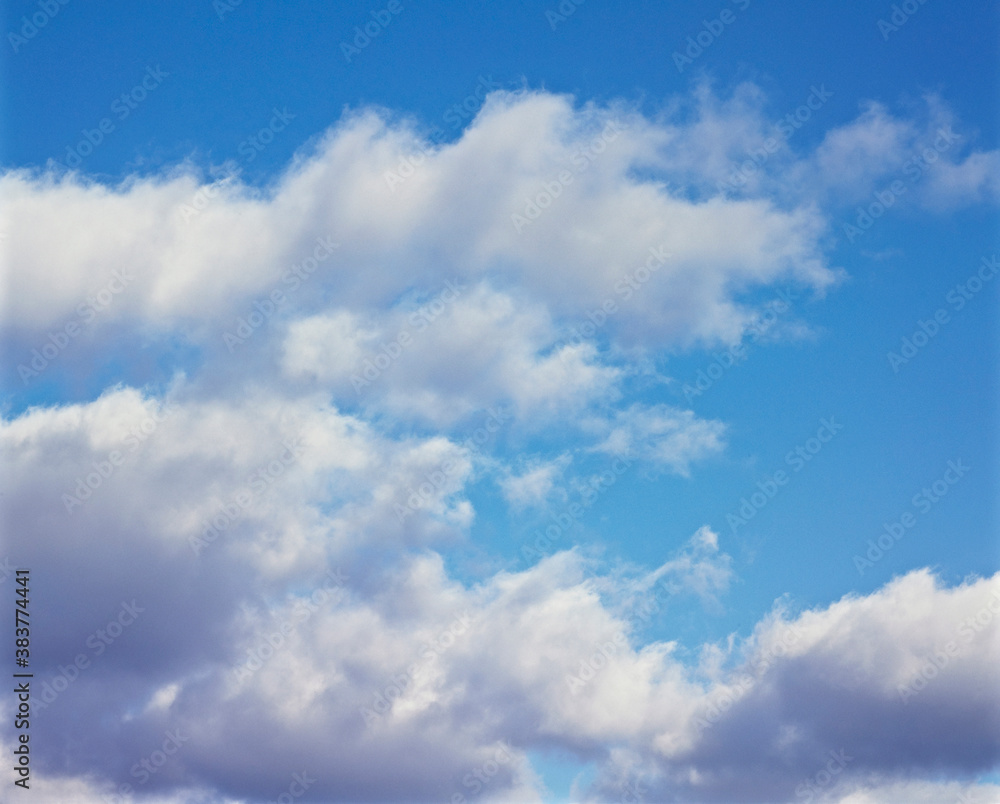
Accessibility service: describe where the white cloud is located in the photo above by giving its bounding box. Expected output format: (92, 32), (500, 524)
(922, 149), (1000, 209)
(3, 83), (999, 803)
(800, 95), (1000, 210)
(646, 525), (733, 606)
(4, 385), (996, 802)
(499, 453), (572, 510)
(2, 88), (840, 358)
(585, 569), (1000, 802)
(282, 282), (621, 425)
(829, 780), (1000, 804)
(809, 100), (919, 198)
(589, 403), (727, 475)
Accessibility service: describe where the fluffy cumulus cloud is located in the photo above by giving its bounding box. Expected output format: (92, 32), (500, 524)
(281, 282), (621, 425)
(579, 569), (1000, 803)
(2, 84), (999, 802)
(2, 87), (843, 349)
(587, 404), (727, 476)
(499, 453), (573, 510)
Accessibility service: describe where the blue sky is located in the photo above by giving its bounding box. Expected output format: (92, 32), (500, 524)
(2, 1), (999, 803)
